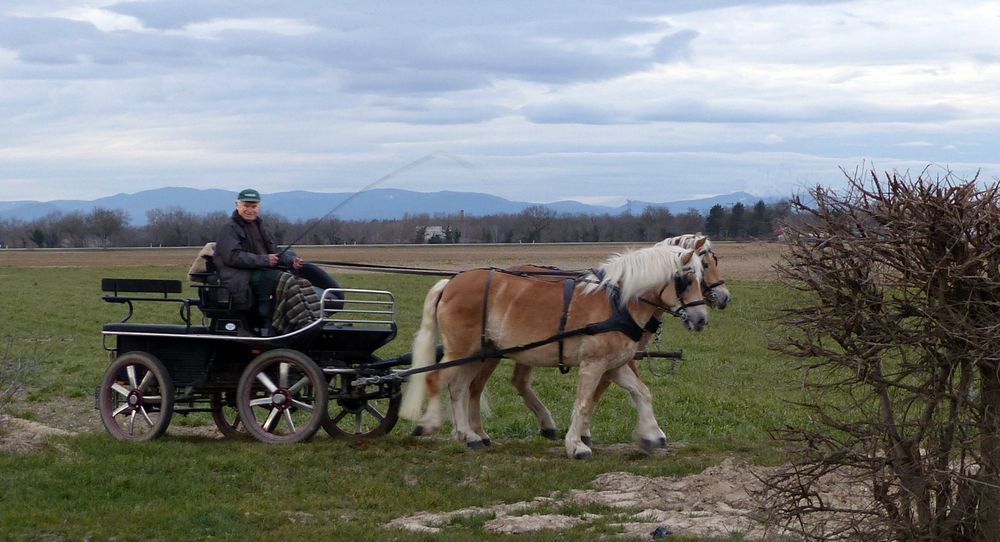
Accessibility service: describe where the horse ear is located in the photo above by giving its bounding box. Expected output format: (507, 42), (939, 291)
(681, 249), (694, 265)
(693, 237), (707, 251)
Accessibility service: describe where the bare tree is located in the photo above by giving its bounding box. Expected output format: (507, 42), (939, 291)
(763, 168), (1000, 541)
(519, 205), (556, 242)
(87, 207), (130, 247)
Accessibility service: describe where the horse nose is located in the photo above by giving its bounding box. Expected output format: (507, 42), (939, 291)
(685, 307), (709, 332)
(711, 289), (731, 310)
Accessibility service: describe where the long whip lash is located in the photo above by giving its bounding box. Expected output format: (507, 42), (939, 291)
(279, 153), (437, 258)
(278, 151), (490, 258)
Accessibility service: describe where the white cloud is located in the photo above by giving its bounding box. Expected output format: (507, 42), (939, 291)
(0, 0), (998, 205)
(179, 18), (320, 40)
(54, 6), (146, 32)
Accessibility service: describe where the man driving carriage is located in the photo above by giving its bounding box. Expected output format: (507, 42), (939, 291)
(214, 188), (306, 329)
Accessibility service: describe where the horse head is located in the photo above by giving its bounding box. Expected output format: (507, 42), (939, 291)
(665, 249), (709, 331)
(659, 235), (731, 310)
(691, 237), (731, 309)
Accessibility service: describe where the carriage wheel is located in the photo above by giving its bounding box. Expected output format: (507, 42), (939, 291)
(322, 369), (401, 439)
(210, 391), (244, 438)
(237, 349), (328, 444)
(98, 351), (174, 441)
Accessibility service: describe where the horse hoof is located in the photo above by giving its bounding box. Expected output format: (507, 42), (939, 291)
(412, 426), (425, 437)
(581, 435), (592, 447)
(481, 438), (492, 447)
(467, 440), (488, 449)
(640, 437), (667, 451)
(574, 449), (593, 460)
(540, 429), (558, 440)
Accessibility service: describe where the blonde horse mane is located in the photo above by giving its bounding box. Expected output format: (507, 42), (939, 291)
(583, 243), (702, 305)
(659, 233), (713, 253)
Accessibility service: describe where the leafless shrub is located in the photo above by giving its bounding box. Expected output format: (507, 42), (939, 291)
(763, 168), (1000, 541)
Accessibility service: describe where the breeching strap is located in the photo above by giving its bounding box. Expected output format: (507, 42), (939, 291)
(557, 278), (575, 374)
(480, 269), (494, 357)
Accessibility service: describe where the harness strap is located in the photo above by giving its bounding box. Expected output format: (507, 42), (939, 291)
(367, 284), (657, 386)
(399, 316), (645, 381)
(481, 269), (494, 357)
(557, 278), (575, 374)
(704, 279), (726, 290)
(644, 316), (662, 334)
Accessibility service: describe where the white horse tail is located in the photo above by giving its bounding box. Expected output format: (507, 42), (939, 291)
(399, 278), (450, 421)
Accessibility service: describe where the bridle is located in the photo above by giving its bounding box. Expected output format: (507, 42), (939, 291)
(640, 267), (707, 319)
(699, 249), (726, 297)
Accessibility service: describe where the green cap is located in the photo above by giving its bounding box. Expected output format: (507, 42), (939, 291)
(237, 188), (261, 202)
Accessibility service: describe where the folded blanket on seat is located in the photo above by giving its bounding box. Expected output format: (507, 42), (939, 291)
(272, 272), (322, 334)
(188, 242), (217, 279)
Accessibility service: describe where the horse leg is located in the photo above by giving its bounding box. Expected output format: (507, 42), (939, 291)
(579, 359), (638, 445)
(469, 358), (501, 445)
(413, 368), (446, 436)
(511, 363), (559, 440)
(606, 363), (667, 451)
(564, 363), (606, 459)
(448, 362), (489, 447)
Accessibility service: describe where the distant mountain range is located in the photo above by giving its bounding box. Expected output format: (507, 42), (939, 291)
(0, 187), (768, 226)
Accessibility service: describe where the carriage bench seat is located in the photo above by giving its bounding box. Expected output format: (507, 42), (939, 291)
(103, 323), (210, 335)
(101, 278), (195, 325)
(102, 278), (183, 298)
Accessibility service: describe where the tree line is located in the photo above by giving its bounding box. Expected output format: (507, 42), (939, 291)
(0, 199), (790, 248)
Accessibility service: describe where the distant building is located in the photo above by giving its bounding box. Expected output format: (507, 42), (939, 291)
(423, 226), (445, 242)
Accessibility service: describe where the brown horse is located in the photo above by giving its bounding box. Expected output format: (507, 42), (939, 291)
(400, 243), (709, 458)
(483, 236), (731, 441)
(409, 236), (730, 443)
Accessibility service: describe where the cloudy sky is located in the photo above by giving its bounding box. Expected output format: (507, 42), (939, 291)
(1, 1), (998, 206)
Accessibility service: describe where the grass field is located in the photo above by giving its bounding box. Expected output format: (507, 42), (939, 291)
(0, 246), (801, 541)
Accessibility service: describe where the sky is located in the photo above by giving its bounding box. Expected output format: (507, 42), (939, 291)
(1, 1), (998, 206)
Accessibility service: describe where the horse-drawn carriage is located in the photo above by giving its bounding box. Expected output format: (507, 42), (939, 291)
(98, 235), (729, 458)
(98, 262), (408, 443)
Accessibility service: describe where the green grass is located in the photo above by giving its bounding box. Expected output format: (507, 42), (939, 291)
(0, 266), (802, 541)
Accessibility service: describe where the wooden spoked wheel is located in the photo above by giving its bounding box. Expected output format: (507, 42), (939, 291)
(323, 368), (401, 438)
(98, 351), (174, 441)
(210, 391), (244, 438)
(237, 349), (327, 444)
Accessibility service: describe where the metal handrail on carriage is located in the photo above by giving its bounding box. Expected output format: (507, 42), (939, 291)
(322, 288), (396, 329)
(100, 285), (399, 343)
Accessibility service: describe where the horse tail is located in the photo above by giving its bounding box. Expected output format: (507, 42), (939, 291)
(400, 278), (450, 421)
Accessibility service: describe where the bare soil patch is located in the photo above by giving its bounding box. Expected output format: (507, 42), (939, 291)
(388, 456), (868, 540)
(0, 241), (782, 281)
(387, 456), (774, 539)
(0, 415), (76, 454)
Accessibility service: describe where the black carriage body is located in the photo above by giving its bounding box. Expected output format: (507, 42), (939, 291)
(103, 320), (397, 390)
(99, 273), (404, 442)
(106, 328), (253, 391)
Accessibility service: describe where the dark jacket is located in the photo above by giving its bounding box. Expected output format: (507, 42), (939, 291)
(214, 211), (297, 309)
